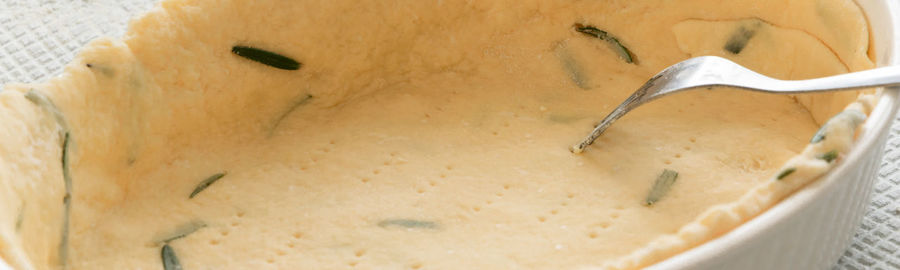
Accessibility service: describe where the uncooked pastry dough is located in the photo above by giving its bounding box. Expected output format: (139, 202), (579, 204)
(0, 0), (877, 269)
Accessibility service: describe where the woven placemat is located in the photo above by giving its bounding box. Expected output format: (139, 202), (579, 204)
(1, 1), (898, 269)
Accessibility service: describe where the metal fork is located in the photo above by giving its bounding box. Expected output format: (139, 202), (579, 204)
(571, 55), (900, 153)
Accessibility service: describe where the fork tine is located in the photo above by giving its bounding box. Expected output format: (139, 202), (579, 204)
(570, 72), (668, 153)
(571, 56), (758, 153)
(571, 57), (742, 153)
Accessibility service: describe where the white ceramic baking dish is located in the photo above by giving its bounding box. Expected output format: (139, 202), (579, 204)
(0, 1), (897, 269)
(650, 0), (900, 268)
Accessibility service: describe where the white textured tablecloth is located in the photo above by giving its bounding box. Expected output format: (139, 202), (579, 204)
(0, 1), (898, 269)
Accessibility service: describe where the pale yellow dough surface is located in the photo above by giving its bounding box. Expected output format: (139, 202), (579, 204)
(0, 0), (877, 269)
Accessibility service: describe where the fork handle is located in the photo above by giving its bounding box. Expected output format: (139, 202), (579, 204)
(757, 65), (900, 93)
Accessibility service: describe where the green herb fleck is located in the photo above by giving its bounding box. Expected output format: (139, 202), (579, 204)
(810, 109), (867, 143)
(85, 63), (115, 77)
(644, 169), (678, 206)
(232, 45), (301, 70)
(161, 244), (182, 270)
(724, 22), (759, 54)
(547, 114), (584, 124)
(555, 44), (589, 89)
(189, 172), (227, 199)
(15, 203), (24, 232)
(24, 90), (73, 268)
(269, 94), (314, 136)
(59, 190), (70, 267)
(25, 90), (68, 137)
(160, 221), (207, 244)
(776, 167), (796, 180)
(62, 132), (72, 192)
(810, 126), (827, 143)
(818, 150), (839, 163)
(377, 219), (439, 230)
(574, 24), (635, 64)
(58, 131), (72, 268)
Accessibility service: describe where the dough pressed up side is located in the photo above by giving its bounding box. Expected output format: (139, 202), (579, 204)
(0, 0), (877, 269)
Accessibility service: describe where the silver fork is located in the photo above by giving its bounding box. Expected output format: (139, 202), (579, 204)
(571, 55), (900, 153)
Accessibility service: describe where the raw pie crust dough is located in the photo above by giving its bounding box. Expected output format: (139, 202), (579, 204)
(0, 0), (879, 269)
